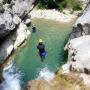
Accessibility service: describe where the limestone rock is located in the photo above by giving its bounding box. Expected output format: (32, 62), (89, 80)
(13, 15), (21, 25)
(0, 0), (33, 39)
(64, 35), (90, 73)
(69, 4), (90, 39)
(14, 23), (31, 49)
(0, 6), (15, 38)
(11, 0), (33, 19)
(24, 18), (31, 25)
(0, 0), (33, 64)
(0, 22), (31, 64)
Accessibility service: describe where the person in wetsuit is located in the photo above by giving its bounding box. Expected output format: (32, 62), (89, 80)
(32, 24), (36, 32)
(37, 39), (46, 62)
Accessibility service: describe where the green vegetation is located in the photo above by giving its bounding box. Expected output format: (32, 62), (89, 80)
(3, 0), (11, 4)
(36, 0), (82, 11)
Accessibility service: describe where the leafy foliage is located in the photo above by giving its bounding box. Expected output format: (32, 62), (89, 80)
(3, 0), (11, 4)
(37, 0), (82, 11)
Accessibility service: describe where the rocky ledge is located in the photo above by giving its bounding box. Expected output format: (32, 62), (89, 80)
(63, 3), (90, 85)
(0, 0), (36, 83)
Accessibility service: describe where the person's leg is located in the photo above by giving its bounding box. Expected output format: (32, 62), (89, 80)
(39, 53), (44, 62)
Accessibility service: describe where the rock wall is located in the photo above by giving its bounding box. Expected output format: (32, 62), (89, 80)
(0, 0), (35, 83)
(63, 2), (90, 85)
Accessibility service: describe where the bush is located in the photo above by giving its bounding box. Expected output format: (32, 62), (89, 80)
(3, 0), (11, 4)
(37, 0), (82, 11)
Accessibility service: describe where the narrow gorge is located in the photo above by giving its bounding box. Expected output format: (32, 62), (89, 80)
(0, 0), (90, 90)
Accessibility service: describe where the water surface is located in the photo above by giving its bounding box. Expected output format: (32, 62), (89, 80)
(13, 19), (72, 83)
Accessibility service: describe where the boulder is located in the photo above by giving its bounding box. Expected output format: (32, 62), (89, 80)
(24, 18), (31, 25)
(13, 15), (21, 25)
(0, 0), (34, 63)
(0, 0), (34, 39)
(0, 22), (31, 64)
(11, 0), (33, 19)
(69, 4), (90, 39)
(0, 5), (15, 38)
(14, 23), (31, 49)
(64, 35), (90, 73)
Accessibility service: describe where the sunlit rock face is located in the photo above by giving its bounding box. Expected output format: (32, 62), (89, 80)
(64, 4), (90, 74)
(0, 4), (15, 38)
(64, 36), (90, 73)
(0, 0), (34, 39)
(69, 4), (90, 39)
(0, 0), (35, 64)
(11, 0), (33, 19)
(0, 0), (35, 83)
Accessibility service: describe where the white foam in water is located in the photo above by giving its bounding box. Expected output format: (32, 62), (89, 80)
(38, 67), (55, 81)
(0, 61), (21, 90)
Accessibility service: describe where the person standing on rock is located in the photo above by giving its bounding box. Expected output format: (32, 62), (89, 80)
(37, 39), (47, 62)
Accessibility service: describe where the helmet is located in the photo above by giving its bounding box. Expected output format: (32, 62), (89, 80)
(39, 39), (43, 43)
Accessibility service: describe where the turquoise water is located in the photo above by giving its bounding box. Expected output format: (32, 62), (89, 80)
(13, 19), (72, 83)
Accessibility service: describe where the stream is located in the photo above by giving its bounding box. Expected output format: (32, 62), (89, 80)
(1, 19), (73, 90)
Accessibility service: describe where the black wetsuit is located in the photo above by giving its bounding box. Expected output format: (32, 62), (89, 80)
(37, 43), (46, 61)
(32, 26), (36, 32)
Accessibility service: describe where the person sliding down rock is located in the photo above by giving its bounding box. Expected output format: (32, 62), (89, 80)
(37, 39), (47, 62)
